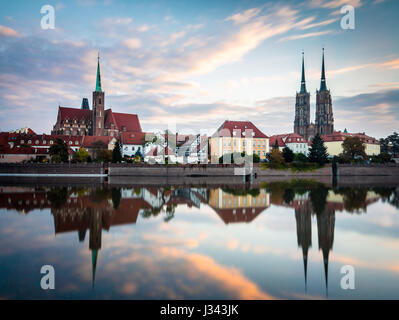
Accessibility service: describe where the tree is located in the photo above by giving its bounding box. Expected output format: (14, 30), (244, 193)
(73, 147), (89, 163)
(341, 136), (366, 162)
(91, 140), (108, 160)
(272, 140), (279, 150)
(252, 153), (261, 163)
(96, 149), (112, 162)
(308, 134), (328, 165)
(282, 147), (294, 163)
(294, 153), (308, 162)
(266, 148), (286, 169)
(49, 138), (68, 162)
(112, 140), (122, 163)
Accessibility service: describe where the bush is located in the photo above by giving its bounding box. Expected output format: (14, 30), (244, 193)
(370, 153), (392, 164)
(51, 154), (62, 163)
(282, 147), (294, 163)
(294, 153), (308, 162)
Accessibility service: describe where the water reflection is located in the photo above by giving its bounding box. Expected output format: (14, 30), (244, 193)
(0, 180), (398, 299)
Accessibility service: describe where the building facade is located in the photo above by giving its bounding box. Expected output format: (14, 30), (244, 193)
(321, 131), (380, 156)
(209, 120), (269, 163)
(52, 55), (142, 138)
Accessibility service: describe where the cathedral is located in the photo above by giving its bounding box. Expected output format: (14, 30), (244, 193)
(52, 55), (142, 137)
(294, 49), (334, 141)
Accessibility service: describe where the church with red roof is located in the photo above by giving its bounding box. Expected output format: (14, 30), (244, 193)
(51, 54), (142, 138)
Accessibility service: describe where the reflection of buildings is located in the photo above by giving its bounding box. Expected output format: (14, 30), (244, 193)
(0, 185), (383, 291)
(208, 188), (270, 224)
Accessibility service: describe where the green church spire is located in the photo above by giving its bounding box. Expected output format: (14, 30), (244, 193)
(300, 51), (307, 94)
(95, 52), (102, 92)
(320, 48), (327, 91)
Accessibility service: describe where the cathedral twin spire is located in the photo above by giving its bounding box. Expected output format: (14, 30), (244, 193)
(299, 49), (328, 93)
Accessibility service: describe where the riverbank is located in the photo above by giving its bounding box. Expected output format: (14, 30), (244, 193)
(1, 163), (399, 178)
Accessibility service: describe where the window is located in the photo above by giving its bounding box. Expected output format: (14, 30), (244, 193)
(69, 141), (73, 145)
(50, 140), (53, 144)
(99, 98), (102, 104)
(35, 140), (39, 144)
(43, 140), (46, 144)
(28, 140), (32, 144)
(20, 140), (24, 144)
(75, 141), (79, 145)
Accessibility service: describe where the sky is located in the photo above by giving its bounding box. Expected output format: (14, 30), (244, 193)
(0, 0), (398, 138)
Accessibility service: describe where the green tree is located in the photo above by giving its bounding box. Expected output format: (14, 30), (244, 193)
(49, 138), (69, 162)
(112, 140), (122, 163)
(73, 147), (89, 163)
(282, 147), (294, 163)
(341, 136), (366, 162)
(294, 153), (308, 162)
(308, 134), (328, 165)
(252, 153), (261, 163)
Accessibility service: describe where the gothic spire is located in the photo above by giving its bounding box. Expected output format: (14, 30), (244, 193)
(320, 48), (327, 91)
(300, 51), (307, 94)
(95, 52), (102, 92)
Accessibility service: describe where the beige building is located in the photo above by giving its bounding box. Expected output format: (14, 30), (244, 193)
(322, 131), (380, 157)
(209, 120), (269, 163)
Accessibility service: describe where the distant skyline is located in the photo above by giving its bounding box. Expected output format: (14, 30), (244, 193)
(0, 0), (398, 138)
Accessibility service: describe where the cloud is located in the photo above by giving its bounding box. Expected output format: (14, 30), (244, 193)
(123, 38), (142, 49)
(309, 0), (363, 9)
(0, 25), (21, 38)
(279, 30), (333, 42)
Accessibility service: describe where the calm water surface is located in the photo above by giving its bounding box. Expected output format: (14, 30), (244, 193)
(0, 180), (398, 300)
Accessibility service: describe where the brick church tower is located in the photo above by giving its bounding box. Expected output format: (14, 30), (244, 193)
(294, 52), (311, 139)
(315, 49), (334, 135)
(92, 53), (105, 136)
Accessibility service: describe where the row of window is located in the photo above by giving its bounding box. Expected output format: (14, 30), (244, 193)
(20, 139), (80, 146)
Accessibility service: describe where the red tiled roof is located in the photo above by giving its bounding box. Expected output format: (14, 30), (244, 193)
(58, 107), (142, 133)
(213, 121), (268, 139)
(321, 131), (379, 144)
(112, 112), (142, 132)
(121, 131), (146, 145)
(59, 107), (92, 123)
(269, 136), (286, 147)
(269, 133), (307, 146)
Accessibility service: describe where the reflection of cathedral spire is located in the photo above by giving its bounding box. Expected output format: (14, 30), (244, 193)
(92, 249), (98, 289)
(89, 210), (103, 289)
(316, 207), (335, 296)
(295, 202), (312, 291)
